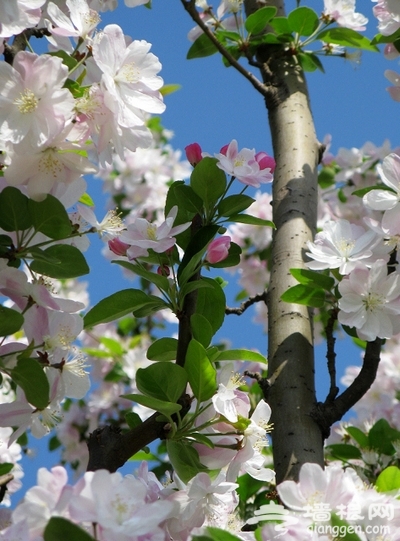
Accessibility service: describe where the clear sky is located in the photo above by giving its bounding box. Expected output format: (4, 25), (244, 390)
(13, 0), (400, 503)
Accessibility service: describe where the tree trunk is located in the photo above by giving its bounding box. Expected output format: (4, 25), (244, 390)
(246, 0), (324, 482)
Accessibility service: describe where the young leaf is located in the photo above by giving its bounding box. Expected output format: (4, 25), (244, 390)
(125, 412), (142, 430)
(195, 277), (226, 334)
(177, 225), (219, 287)
(228, 213), (275, 228)
(0, 306), (24, 336)
(185, 339), (217, 402)
(166, 439), (208, 483)
(113, 260), (170, 292)
(44, 517), (96, 541)
(191, 313), (213, 348)
(287, 6), (319, 36)
(136, 363), (188, 403)
(352, 184), (395, 198)
(317, 28), (379, 51)
(326, 443), (362, 460)
(368, 419), (400, 455)
(281, 284), (326, 308)
(30, 245), (89, 279)
(187, 33), (218, 59)
(217, 194), (255, 217)
(290, 268), (335, 291)
(375, 466), (400, 492)
(298, 52), (325, 73)
(190, 157), (227, 208)
(214, 349), (267, 364)
(345, 426), (369, 448)
(147, 338), (178, 362)
(0, 187), (32, 232)
(245, 6), (277, 34)
(11, 358), (50, 409)
(121, 394), (182, 416)
(28, 195), (73, 240)
(84, 289), (164, 328)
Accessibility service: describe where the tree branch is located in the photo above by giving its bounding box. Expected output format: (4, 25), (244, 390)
(180, 0), (268, 98)
(325, 308), (339, 402)
(225, 291), (268, 315)
(3, 28), (51, 65)
(311, 338), (382, 439)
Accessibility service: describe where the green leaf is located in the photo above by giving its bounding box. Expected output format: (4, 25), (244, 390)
(0, 463), (14, 476)
(245, 6), (277, 34)
(288, 6), (319, 36)
(121, 394), (182, 416)
(99, 337), (125, 355)
(147, 338), (178, 362)
(44, 517), (96, 541)
(185, 339), (217, 401)
(28, 195), (73, 240)
(269, 16), (291, 35)
(160, 83), (182, 96)
(290, 268), (335, 291)
(371, 28), (400, 45)
(298, 51), (325, 73)
(326, 443), (362, 460)
(318, 166), (336, 188)
(217, 194), (255, 217)
(187, 33), (218, 59)
(174, 184), (204, 214)
(352, 184), (395, 198)
(317, 28), (379, 51)
(190, 157), (227, 208)
(0, 187), (32, 232)
(191, 313), (213, 348)
(375, 466), (400, 492)
(30, 245), (89, 279)
(125, 412), (142, 430)
(281, 284), (326, 308)
(113, 260), (170, 292)
(11, 358), (50, 409)
(166, 439), (207, 483)
(205, 527), (244, 541)
(0, 306), (24, 336)
(179, 278), (214, 300)
(228, 213), (275, 228)
(84, 289), (164, 328)
(195, 277), (226, 334)
(48, 50), (78, 71)
(79, 192), (95, 206)
(214, 349), (267, 364)
(345, 426), (369, 448)
(368, 419), (400, 455)
(136, 363), (187, 402)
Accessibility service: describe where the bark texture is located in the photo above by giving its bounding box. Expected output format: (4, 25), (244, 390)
(245, 0), (324, 482)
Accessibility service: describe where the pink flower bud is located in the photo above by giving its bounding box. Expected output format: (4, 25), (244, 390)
(219, 144), (229, 156)
(157, 264), (170, 276)
(185, 143), (203, 166)
(255, 151), (276, 173)
(206, 236), (231, 264)
(108, 237), (130, 256)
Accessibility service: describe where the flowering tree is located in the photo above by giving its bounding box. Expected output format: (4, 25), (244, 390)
(0, 1), (400, 540)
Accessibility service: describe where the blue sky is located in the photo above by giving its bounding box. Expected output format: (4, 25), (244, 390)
(13, 0), (400, 502)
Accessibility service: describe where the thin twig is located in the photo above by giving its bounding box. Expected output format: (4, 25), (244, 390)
(180, 0), (269, 98)
(325, 308), (339, 402)
(225, 290), (268, 315)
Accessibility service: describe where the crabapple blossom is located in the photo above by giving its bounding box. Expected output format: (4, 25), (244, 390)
(363, 152), (400, 231)
(206, 236), (231, 264)
(47, 0), (101, 40)
(306, 219), (385, 275)
(211, 363), (249, 422)
(215, 140), (274, 187)
(372, 0), (400, 36)
(322, 0), (368, 31)
(77, 204), (125, 239)
(0, 0), (45, 39)
(120, 205), (191, 259)
(92, 24), (165, 128)
(338, 259), (400, 341)
(3, 134), (97, 200)
(0, 51), (74, 146)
